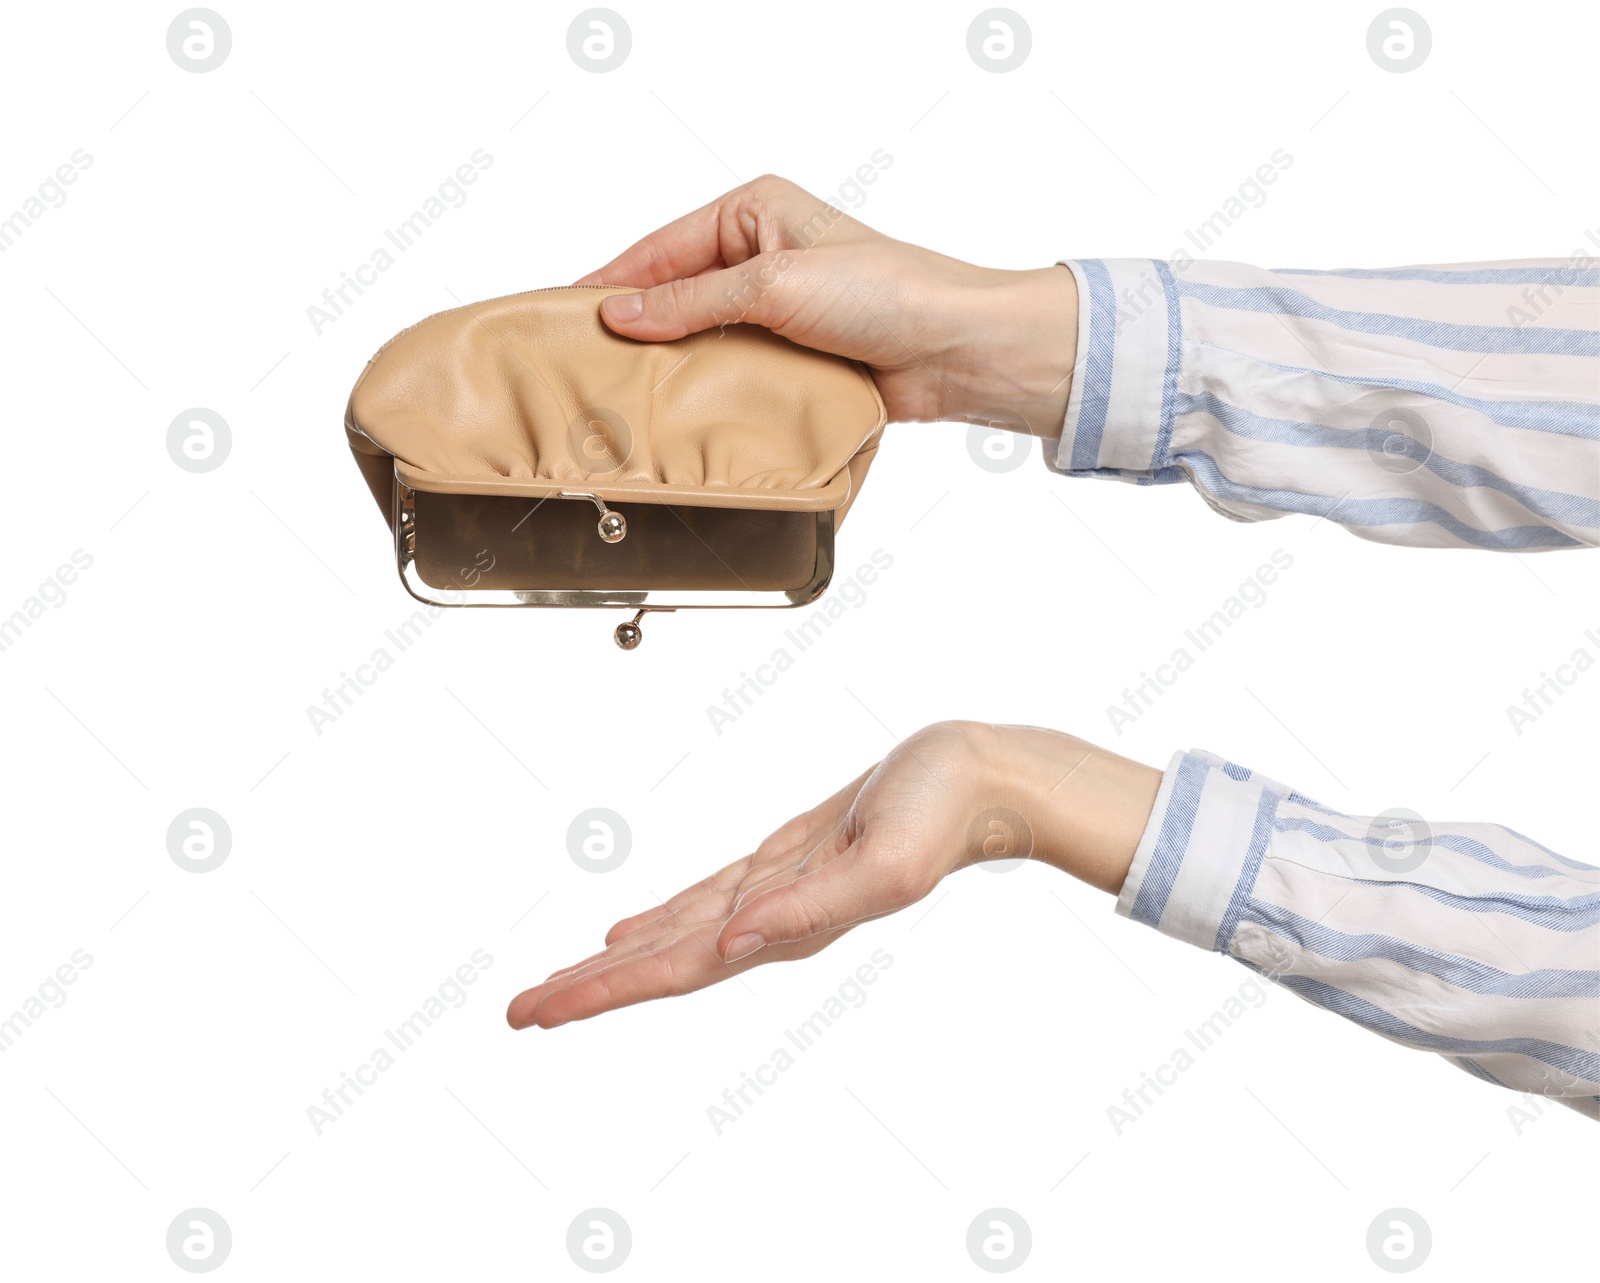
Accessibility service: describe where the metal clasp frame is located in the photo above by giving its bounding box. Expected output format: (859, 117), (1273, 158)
(392, 479), (835, 651)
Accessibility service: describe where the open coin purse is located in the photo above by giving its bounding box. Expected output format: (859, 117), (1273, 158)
(345, 286), (886, 648)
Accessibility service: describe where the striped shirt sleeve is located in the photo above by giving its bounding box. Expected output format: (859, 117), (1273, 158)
(1049, 258), (1600, 550)
(1118, 748), (1600, 1118)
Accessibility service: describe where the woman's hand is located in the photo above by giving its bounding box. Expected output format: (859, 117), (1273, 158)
(507, 721), (1160, 1030)
(575, 175), (1078, 434)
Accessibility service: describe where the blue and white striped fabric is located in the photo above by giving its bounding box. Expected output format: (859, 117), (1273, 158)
(1118, 749), (1600, 1117)
(1049, 258), (1600, 549)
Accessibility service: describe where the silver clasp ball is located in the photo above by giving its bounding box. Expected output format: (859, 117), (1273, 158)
(558, 491), (628, 543)
(613, 608), (671, 651)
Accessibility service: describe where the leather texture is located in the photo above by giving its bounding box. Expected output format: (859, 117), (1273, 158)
(346, 286), (886, 524)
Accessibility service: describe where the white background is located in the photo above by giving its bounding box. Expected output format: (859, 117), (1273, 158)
(1, 0), (1594, 1277)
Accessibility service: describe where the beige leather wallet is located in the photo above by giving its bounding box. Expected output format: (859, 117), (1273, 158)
(346, 286), (886, 647)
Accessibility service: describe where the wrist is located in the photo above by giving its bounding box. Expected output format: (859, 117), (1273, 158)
(938, 265), (1077, 436)
(981, 725), (1161, 895)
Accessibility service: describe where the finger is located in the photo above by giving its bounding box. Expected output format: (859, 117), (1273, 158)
(753, 762), (875, 862)
(550, 891), (731, 984)
(508, 924), (736, 1029)
(691, 774), (864, 922)
(596, 258), (795, 341)
(603, 768), (869, 949)
(508, 925), (845, 1029)
(542, 923), (676, 986)
(507, 936), (698, 1029)
(602, 854), (753, 946)
(574, 799), (859, 974)
(575, 187), (759, 288)
(563, 849), (807, 983)
(714, 840), (899, 961)
(599, 764), (871, 955)
(516, 762), (886, 1025)
(550, 919), (714, 995)
(600, 900), (699, 951)
(581, 806), (855, 980)
(733, 819), (856, 915)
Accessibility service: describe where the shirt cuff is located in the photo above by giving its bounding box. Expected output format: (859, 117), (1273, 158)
(1047, 257), (1180, 481)
(1115, 749), (1291, 953)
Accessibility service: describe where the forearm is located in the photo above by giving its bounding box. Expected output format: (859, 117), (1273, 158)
(1114, 745), (1600, 1115)
(1042, 257), (1600, 550)
(970, 723), (1599, 1115)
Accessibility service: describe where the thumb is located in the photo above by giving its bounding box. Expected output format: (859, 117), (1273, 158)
(715, 841), (905, 962)
(598, 260), (785, 341)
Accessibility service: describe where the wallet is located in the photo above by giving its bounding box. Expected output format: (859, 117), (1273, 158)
(345, 286), (886, 647)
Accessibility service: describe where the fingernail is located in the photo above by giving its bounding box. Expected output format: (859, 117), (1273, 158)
(724, 932), (764, 962)
(601, 291), (643, 322)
